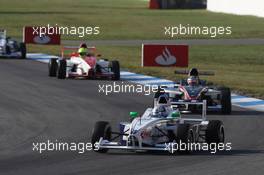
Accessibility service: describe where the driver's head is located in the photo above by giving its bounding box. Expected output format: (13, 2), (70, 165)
(158, 95), (169, 105)
(79, 43), (87, 49)
(152, 106), (167, 117)
(78, 47), (87, 57)
(187, 76), (199, 86)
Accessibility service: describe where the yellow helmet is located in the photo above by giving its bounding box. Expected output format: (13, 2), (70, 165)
(78, 47), (87, 56)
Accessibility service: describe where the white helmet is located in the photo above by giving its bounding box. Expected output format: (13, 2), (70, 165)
(187, 76), (199, 86)
(152, 106), (167, 117)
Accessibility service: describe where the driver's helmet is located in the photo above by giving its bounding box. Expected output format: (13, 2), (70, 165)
(152, 105), (168, 117)
(187, 76), (199, 86)
(79, 43), (87, 48)
(78, 47), (87, 57)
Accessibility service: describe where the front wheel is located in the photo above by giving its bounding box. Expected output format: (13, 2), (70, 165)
(219, 87), (231, 114)
(91, 121), (112, 153)
(57, 60), (67, 79)
(110, 60), (120, 80)
(19, 42), (26, 59)
(175, 123), (194, 154)
(205, 120), (225, 146)
(48, 58), (58, 77)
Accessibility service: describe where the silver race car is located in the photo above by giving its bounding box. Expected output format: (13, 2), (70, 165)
(0, 29), (26, 59)
(154, 68), (231, 114)
(91, 95), (225, 154)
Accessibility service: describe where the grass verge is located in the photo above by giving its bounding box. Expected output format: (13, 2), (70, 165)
(1, 0), (264, 39)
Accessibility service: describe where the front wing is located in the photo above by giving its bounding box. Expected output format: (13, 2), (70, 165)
(96, 138), (173, 152)
(0, 52), (22, 58)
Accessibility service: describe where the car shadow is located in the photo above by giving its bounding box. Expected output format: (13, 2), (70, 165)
(106, 149), (264, 157)
(0, 57), (25, 60)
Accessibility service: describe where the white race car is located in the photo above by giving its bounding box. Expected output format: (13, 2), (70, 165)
(91, 95), (225, 154)
(0, 29), (26, 59)
(48, 46), (120, 80)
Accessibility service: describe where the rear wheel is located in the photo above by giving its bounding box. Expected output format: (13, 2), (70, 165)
(57, 60), (67, 79)
(110, 60), (120, 80)
(205, 120), (225, 146)
(19, 42), (26, 59)
(219, 87), (231, 114)
(48, 58), (58, 77)
(91, 121), (112, 153)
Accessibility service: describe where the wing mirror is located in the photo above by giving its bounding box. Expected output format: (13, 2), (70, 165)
(129, 112), (138, 119)
(171, 111), (180, 118)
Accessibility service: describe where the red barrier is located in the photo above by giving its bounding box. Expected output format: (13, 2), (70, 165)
(149, 0), (160, 9)
(142, 44), (189, 67)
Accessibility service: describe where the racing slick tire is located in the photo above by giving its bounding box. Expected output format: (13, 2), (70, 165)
(205, 120), (225, 147)
(19, 42), (26, 59)
(91, 121), (112, 153)
(48, 58), (58, 77)
(219, 87), (231, 114)
(6, 45), (11, 55)
(57, 60), (67, 79)
(175, 123), (194, 154)
(110, 60), (120, 80)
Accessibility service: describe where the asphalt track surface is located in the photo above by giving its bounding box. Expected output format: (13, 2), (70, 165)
(0, 59), (264, 175)
(62, 38), (264, 46)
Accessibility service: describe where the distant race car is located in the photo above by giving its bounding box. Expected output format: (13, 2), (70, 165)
(0, 29), (26, 59)
(154, 68), (231, 114)
(48, 46), (120, 80)
(91, 95), (225, 154)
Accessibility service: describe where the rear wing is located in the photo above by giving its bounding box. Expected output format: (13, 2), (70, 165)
(61, 46), (96, 59)
(171, 100), (207, 120)
(175, 70), (215, 76)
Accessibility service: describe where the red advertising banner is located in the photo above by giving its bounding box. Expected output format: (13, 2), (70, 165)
(142, 44), (188, 67)
(149, 0), (160, 9)
(23, 26), (61, 45)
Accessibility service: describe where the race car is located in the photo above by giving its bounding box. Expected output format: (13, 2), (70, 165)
(0, 29), (26, 59)
(154, 68), (231, 114)
(48, 45), (120, 80)
(91, 95), (225, 154)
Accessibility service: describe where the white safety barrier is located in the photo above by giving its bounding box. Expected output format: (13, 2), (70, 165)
(207, 0), (264, 18)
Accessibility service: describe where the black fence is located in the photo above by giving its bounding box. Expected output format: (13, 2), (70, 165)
(157, 0), (206, 9)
